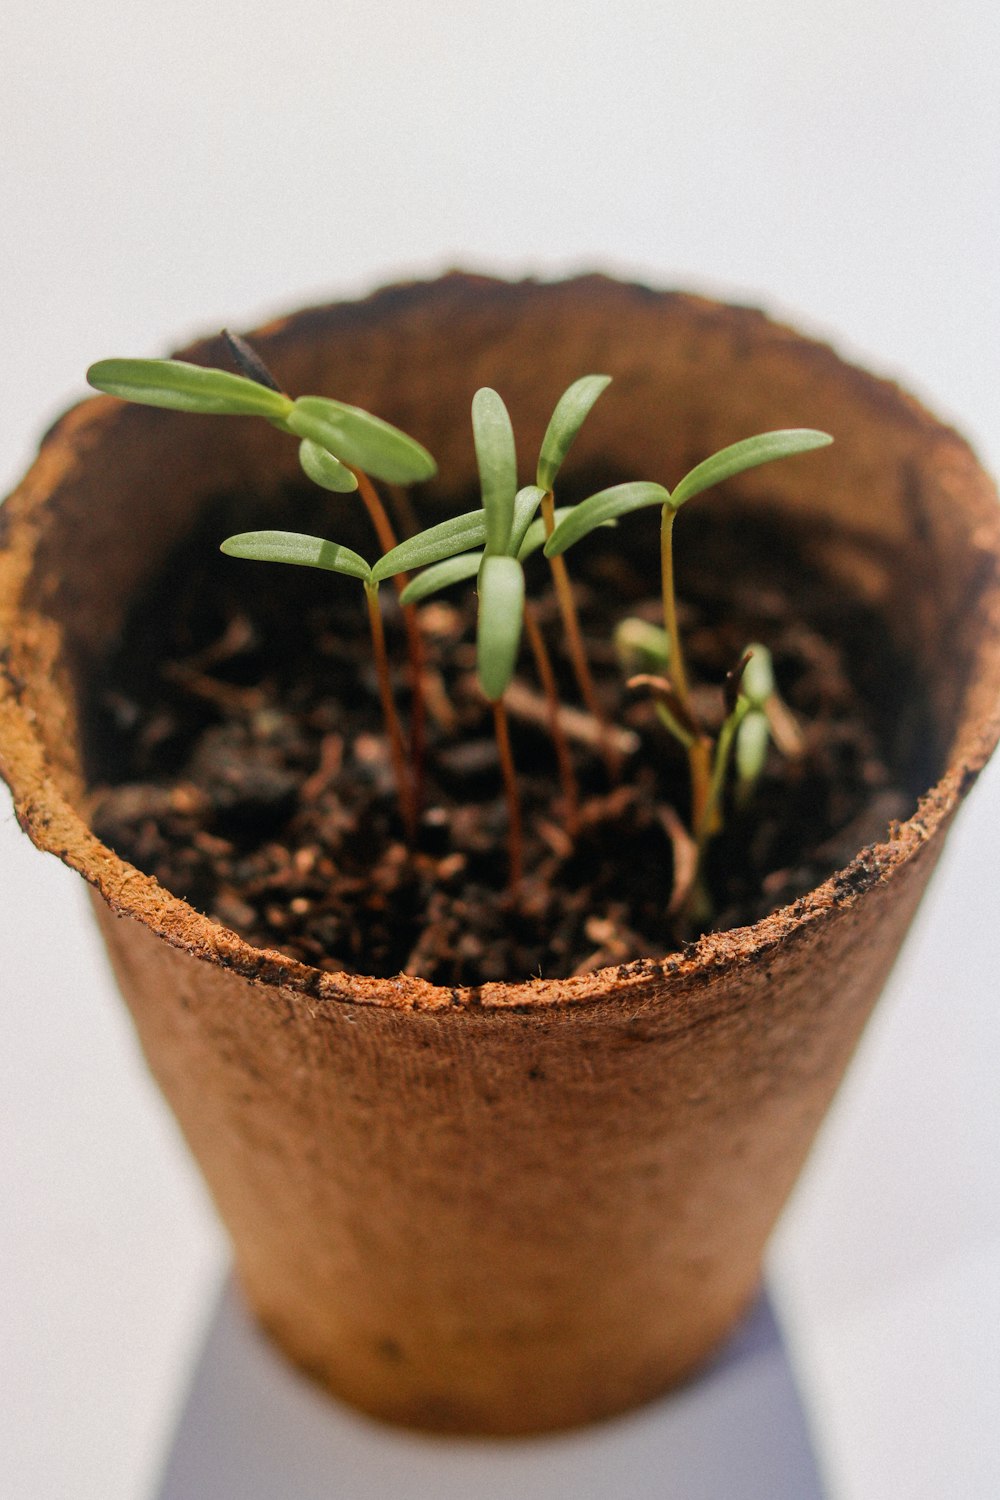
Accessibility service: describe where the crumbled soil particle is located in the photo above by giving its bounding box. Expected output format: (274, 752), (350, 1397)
(83, 487), (936, 984)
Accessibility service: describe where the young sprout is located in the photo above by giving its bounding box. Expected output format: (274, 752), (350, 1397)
(469, 388), (534, 889)
(218, 529), (417, 839)
(545, 429), (832, 838)
(371, 390), (538, 882)
(675, 643), (780, 922)
(732, 643), (778, 810)
(379, 388), (599, 878)
(88, 345), (437, 804)
(615, 617), (672, 674)
(536, 375), (618, 774)
(699, 651), (755, 844)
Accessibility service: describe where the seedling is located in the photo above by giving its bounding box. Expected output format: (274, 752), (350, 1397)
(87, 343), (832, 926)
(535, 375), (620, 775)
(88, 346), (436, 795)
(383, 386), (541, 885)
(388, 383), (625, 867)
(545, 428), (832, 845)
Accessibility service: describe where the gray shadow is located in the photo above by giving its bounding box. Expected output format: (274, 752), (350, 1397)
(155, 1277), (827, 1500)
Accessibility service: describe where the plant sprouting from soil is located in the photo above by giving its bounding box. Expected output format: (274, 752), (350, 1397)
(87, 343), (831, 925)
(374, 387), (544, 885)
(88, 344), (436, 797)
(545, 426), (832, 904)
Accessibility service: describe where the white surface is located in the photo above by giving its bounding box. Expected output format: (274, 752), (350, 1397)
(2, 2), (999, 1497)
(157, 1284), (823, 1499)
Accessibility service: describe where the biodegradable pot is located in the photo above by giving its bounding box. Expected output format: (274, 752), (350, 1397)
(2, 274), (1000, 1435)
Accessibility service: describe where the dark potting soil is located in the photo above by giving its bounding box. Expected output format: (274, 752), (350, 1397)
(83, 486), (936, 985)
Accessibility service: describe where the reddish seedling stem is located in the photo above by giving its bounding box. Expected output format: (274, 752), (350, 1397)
(524, 602), (580, 834)
(492, 698), (524, 893)
(541, 491), (620, 780)
(351, 466), (400, 556)
(352, 466), (427, 811)
(365, 585), (417, 840)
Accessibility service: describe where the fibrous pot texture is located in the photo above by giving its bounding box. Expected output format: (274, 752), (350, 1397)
(1, 274), (999, 1434)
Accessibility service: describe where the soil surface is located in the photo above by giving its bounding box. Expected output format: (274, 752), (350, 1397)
(83, 486), (936, 984)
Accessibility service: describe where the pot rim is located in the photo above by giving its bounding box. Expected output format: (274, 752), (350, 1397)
(2, 271), (1000, 1014)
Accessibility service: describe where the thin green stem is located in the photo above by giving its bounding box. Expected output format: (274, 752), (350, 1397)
(682, 697), (752, 926)
(659, 506), (689, 707)
(697, 698), (751, 849)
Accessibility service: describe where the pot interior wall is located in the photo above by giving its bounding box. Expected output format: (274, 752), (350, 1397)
(13, 274), (1000, 812)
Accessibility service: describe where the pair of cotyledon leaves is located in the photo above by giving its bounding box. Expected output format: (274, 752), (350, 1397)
(86, 357), (437, 490)
(87, 355), (831, 704)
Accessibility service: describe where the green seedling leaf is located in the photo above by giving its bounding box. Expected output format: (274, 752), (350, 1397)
(220, 530), (371, 583)
(698, 694), (752, 842)
(615, 617), (671, 672)
(669, 429), (832, 511)
(536, 374), (611, 492)
(298, 439), (359, 493)
(518, 507), (571, 561)
(286, 396), (437, 486)
(472, 388), (517, 555)
(372, 508), (487, 583)
(740, 642), (775, 709)
(87, 358), (293, 420)
(399, 550), (483, 605)
(517, 506), (616, 561)
(509, 485), (545, 555)
(477, 554), (526, 702)
(735, 709), (771, 791)
(544, 481), (670, 557)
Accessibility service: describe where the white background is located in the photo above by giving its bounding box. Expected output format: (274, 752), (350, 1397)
(2, 3), (999, 1496)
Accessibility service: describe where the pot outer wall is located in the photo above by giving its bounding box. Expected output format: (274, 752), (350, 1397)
(2, 274), (1000, 1434)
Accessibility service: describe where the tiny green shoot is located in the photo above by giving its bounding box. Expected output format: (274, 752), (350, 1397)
(470, 389), (534, 886)
(88, 341), (438, 819)
(614, 618), (671, 674)
(546, 429), (832, 845)
(535, 375), (617, 774)
(733, 643), (777, 809)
